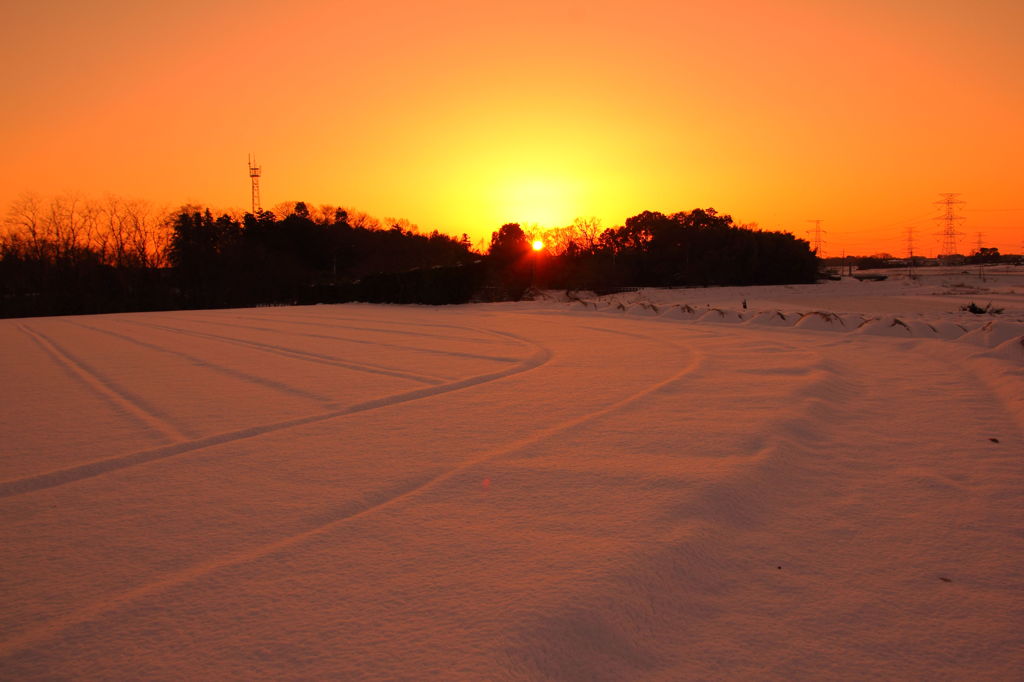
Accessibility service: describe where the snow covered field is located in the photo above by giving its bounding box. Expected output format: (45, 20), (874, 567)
(2, 267), (1022, 679)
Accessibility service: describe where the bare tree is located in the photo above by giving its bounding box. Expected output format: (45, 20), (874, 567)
(383, 217), (419, 234)
(270, 202), (298, 220)
(572, 216), (602, 254)
(112, 197), (170, 268)
(4, 193), (171, 269)
(310, 204), (341, 225)
(4, 193), (47, 262)
(539, 225), (576, 256)
(49, 194), (99, 262)
(343, 208), (382, 231)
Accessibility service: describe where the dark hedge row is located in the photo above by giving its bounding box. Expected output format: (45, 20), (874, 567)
(2, 205), (818, 317)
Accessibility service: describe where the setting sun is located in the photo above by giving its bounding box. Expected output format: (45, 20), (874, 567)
(532, 240), (544, 252)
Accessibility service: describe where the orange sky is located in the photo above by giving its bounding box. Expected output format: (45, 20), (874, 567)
(2, 0), (1021, 255)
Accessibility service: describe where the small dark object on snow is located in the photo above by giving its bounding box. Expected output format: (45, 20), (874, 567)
(939, 576), (952, 583)
(961, 301), (1004, 315)
(989, 438), (1000, 443)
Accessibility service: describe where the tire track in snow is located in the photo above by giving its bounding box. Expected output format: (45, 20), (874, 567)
(0, 329), (550, 500)
(64, 320), (337, 407)
(17, 324), (192, 443)
(261, 309), (516, 337)
(924, 341), (1024, 439)
(123, 319), (450, 385)
(0, 327), (704, 656)
(210, 315), (525, 363)
(223, 312), (519, 347)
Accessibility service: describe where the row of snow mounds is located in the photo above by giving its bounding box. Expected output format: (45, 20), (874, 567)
(577, 299), (1024, 355)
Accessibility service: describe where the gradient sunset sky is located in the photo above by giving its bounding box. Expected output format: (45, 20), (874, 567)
(2, 0), (1021, 255)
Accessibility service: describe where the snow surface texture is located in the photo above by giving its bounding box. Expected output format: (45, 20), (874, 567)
(1, 267), (1022, 679)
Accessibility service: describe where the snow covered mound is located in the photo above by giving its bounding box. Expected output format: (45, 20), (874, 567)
(930, 320), (970, 340)
(663, 303), (703, 320)
(960, 320), (1024, 347)
(698, 307), (745, 323)
(854, 316), (916, 336)
(745, 310), (794, 326)
(980, 334), (1024, 363)
(625, 301), (661, 316)
(793, 311), (848, 331)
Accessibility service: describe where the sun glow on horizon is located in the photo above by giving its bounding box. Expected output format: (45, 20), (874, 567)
(484, 169), (591, 232)
(1, 1), (1022, 254)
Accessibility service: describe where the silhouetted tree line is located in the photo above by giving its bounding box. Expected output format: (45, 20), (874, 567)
(0, 196), (480, 316)
(2, 196), (818, 317)
(0, 195), (174, 317)
(488, 209), (818, 296)
(166, 202), (478, 308)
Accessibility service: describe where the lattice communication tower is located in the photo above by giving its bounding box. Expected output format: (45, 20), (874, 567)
(248, 154), (262, 215)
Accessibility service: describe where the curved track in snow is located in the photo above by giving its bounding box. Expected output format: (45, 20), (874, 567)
(0, 303), (1020, 679)
(0, 325), (549, 499)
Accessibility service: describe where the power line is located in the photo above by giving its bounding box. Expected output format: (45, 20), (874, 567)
(870, 211), (936, 232)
